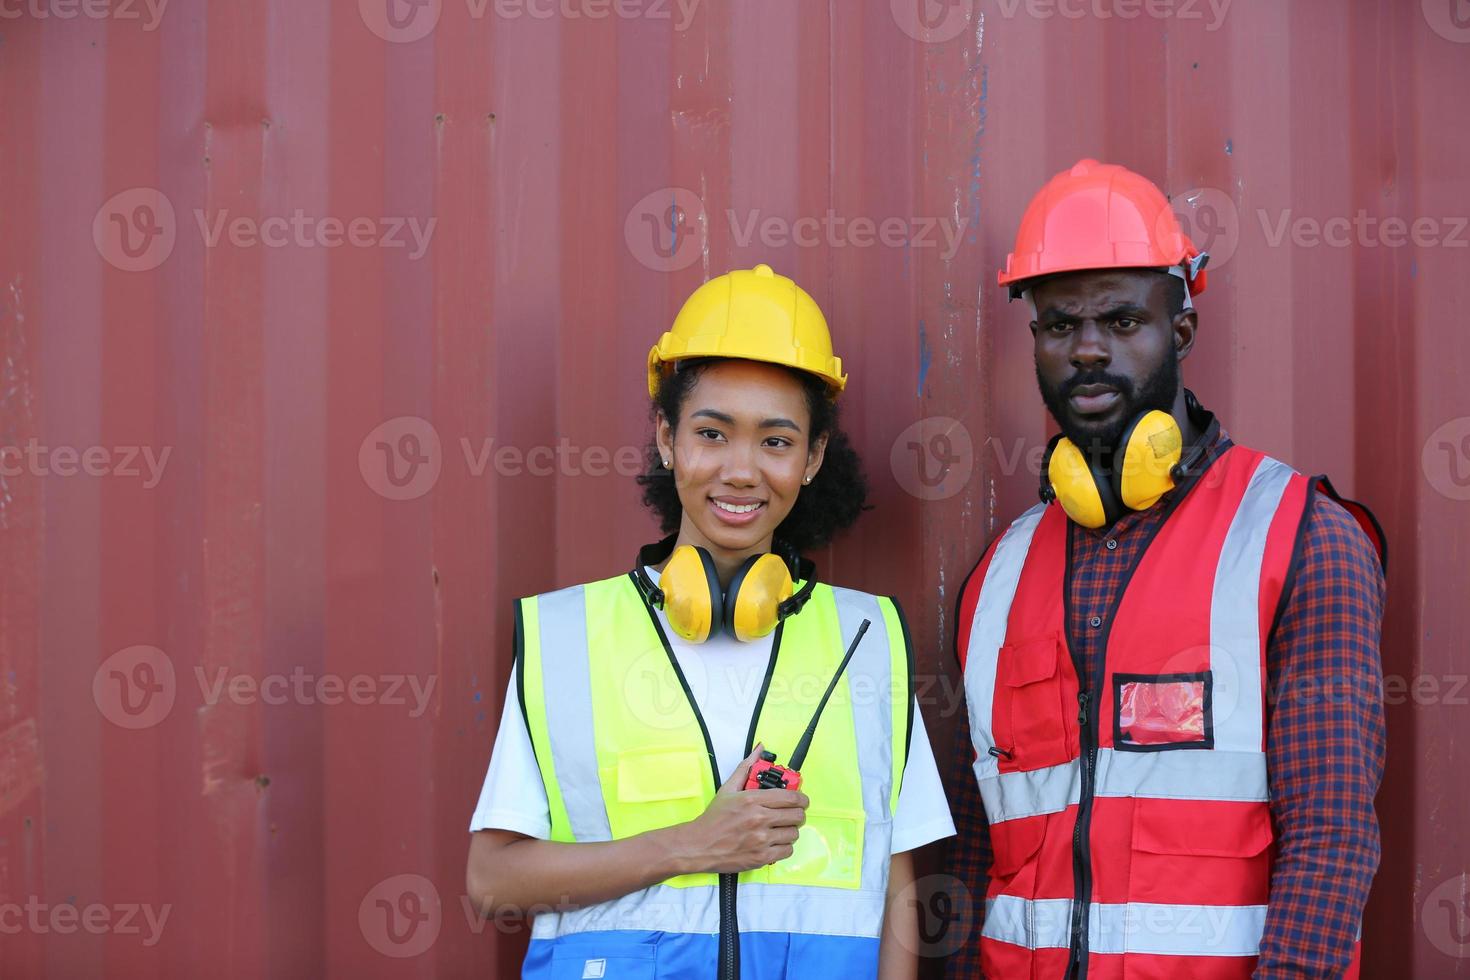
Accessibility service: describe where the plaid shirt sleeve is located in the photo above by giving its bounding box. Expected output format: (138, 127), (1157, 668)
(942, 534), (999, 979)
(942, 703), (991, 978)
(1257, 491), (1387, 977)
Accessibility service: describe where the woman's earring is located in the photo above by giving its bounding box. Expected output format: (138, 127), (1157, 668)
(662, 458), (671, 469)
(803, 475), (812, 485)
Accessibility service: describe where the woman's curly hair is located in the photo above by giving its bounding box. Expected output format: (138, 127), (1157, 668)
(636, 359), (869, 554)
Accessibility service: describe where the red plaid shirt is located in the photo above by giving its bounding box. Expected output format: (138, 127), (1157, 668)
(943, 429), (1387, 978)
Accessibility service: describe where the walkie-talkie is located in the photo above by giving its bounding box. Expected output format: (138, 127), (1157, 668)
(744, 618), (871, 792)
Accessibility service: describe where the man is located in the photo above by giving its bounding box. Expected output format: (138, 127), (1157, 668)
(944, 159), (1386, 979)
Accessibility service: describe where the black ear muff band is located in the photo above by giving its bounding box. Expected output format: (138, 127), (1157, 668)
(777, 557), (818, 619)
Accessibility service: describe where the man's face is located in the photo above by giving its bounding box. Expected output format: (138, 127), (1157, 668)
(1030, 270), (1188, 453)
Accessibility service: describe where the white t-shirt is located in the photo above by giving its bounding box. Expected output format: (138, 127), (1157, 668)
(470, 571), (955, 855)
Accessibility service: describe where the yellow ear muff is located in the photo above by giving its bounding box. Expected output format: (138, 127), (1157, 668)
(660, 545), (722, 643)
(726, 553), (795, 643)
(1117, 410), (1183, 512)
(1048, 438), (1108, 529)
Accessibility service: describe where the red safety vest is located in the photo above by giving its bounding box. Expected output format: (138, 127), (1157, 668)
(959, 446), (1363, 980)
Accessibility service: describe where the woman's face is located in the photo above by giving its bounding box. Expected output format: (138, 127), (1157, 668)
(656, 360), (828, 560)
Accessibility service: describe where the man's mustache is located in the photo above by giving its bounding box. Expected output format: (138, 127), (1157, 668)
(1059, 372), (1135, 400)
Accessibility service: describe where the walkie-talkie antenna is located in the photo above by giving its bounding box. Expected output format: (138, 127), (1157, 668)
(787, 619), (870, 772)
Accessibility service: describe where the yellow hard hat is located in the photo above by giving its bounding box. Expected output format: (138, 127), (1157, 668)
(647, 263), (847, 399)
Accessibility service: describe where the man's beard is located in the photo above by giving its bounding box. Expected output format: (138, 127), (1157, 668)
(1037, 352), (1180, 457)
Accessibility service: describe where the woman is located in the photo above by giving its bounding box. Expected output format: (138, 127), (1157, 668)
(467, 264), (954, 979)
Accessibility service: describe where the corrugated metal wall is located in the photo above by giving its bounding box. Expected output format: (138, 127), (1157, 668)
(1, 0), (1466, 975)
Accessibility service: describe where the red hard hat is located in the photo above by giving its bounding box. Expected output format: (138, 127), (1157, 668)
(998, 158), (1208, 299)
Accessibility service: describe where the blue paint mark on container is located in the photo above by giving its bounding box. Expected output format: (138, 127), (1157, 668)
(917, 320), (932, 397)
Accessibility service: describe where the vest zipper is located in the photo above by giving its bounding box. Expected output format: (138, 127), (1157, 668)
(1062, 525), (1096, 980)
(631, 574), (788, 980)
(1057, 452), (1217, 979)
(718, 872), (739, 980)
(1068, 688), (1096, 980)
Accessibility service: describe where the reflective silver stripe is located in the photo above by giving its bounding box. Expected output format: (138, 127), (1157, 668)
(985, 895), (1266, 956)
(983, 895), (1073, 949)
(535, 586), (612, 841)
(975, 755), (1080, 823)
(963, 504), (1047, 779)
(1210, 457), (1294, 753)
(978, 748), (1268, 824)
(831, 586), (899, 892)
(531, 881), (886, 941)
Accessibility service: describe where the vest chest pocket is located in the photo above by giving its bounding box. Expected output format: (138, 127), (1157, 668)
(602, 747), (709, 841)
(549, 941), (656, 980)
(753, 808), (867, 890)
(993, 632), (1074, 772)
